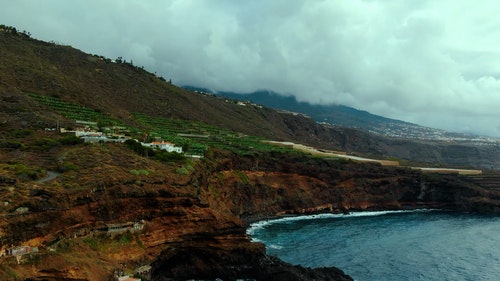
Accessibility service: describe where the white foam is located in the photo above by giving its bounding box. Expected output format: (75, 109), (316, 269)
(247, 209), (435, 237)
(268, 244), (283, 250)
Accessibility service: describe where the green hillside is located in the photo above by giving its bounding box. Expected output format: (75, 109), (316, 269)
(1, 24), (499, 169)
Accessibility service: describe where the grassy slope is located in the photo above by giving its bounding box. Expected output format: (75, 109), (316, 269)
(0, 30), (300, 143)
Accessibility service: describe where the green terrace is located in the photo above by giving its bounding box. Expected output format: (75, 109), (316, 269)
(28, 93), (121, 127)
(133, 113), (295, 155)
(28, 94), (295, 156)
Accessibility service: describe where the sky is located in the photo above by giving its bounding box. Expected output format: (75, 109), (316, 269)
(1, 0), (500, 137)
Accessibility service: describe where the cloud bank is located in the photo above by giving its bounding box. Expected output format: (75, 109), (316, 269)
(2, 0), (500, 137)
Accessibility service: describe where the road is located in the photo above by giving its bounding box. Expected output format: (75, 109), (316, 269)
(36, 171), (60, 183)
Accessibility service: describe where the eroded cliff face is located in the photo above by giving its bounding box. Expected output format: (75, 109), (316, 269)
(195, 150), (468, 219)
(1, 145), (498, 280)
(152, 150), (500, 280)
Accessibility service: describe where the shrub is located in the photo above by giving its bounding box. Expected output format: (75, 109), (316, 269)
(233, 170), (250, 184)
(59, 134), (84, 145)
(176, 167), (189, 175)
(118, 232), (133, 244)
(11, 128), (33, 137)
(134, 233), (144, 248)
(32, 138), (60, 150)
(9, 164), (43, 181)
(57, 162), (79, 172)
(130, 169), (149, 176)
(56, 239), (75, 253)
(83, 237), (100, 251)
(124, 139), (155, 157)
(1, 141), (23, 149)
(184, 162), (194, 171)
(154, 151), (185, 162)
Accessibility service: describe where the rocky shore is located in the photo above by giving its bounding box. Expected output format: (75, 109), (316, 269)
(1, 146), (499, 280)
(149, 150), (499, 280)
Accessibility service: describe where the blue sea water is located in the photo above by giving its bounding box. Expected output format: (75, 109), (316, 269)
(248, 210), (500, 281)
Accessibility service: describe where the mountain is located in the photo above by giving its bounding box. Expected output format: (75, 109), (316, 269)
(0, 26), (498, 169)
(184, 87), (409, 130)
(184, 87), (489, 141)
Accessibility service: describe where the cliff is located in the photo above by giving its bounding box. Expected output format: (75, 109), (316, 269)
(1, 140), (498, 280)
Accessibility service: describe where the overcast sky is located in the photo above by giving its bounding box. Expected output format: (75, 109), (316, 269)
(2, 0), (500, 137)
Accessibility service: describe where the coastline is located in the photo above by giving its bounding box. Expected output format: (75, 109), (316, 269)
(247, 209), (500, 281)
(241, 203), (453, 227)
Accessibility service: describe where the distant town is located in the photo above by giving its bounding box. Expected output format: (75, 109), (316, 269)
(364, 121), (499, 145)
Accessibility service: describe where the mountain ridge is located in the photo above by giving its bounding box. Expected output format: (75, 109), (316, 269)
(1, 26), (499, 169)
(184, 86), (493, 141)
(183, 86), (412, 128)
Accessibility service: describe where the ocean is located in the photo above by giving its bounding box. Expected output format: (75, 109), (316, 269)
(247, 210), (500, 281)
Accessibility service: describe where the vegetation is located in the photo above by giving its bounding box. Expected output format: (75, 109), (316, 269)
(57, 161), (79, 172)
(83, 237), (100, 251)
(11, 128), (33, 138)
(233, 170), (250, 184)
(124, 139), (186, 162)
(175, 167), (189, 175)
(28, 94), (121, 126)
(1, 24), (497, 281)
(28, 93), (293, 157)
(118, 232), (133, 244)
(130, 169), (150, 176)
(58, 134), (85, 145)
(6, 164), (44, 181)
(134, 113), (295, 156)
(0, 24), (31, 38)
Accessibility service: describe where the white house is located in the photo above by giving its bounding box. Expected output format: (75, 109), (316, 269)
(142, 141), (182, 153)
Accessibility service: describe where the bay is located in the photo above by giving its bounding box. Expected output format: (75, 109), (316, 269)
(248, 210), (500, 281)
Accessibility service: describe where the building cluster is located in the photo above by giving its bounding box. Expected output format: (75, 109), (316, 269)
(114, 264), (151, 281)
(0, 245), (39, 264)
(0, 245), (38, 258)
(141, 141), (182, 153)
(59, 121), (183, 153)
(101, 221), (146, 236)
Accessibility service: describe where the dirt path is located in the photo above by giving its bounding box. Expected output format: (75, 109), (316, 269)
(36, 171), (60, 183)
(266, 140), (482, 174)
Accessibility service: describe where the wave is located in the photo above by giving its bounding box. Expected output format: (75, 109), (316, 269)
(268, 244), (283, 250)
(247, 209), (436, 237)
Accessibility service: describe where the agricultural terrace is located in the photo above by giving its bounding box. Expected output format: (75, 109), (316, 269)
(133, 113), (296, 155)
(28, 94), (296, 156)
(28, 94), (121, 127)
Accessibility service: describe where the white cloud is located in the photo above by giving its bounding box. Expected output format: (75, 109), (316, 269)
(1, 0), (499, 137)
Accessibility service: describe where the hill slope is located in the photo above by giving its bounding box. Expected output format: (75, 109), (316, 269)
(185, 87), (488, 141)
(0, 27), (499, 169)
(184, 87), (414, 133)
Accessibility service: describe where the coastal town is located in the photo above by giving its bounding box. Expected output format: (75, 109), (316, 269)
(366, 120), (500, 145)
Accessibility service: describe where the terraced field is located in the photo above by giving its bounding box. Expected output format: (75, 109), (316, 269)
(133, 112), (294, 155)
(29, 94), (121, 126)
(29, 94), (294, 156)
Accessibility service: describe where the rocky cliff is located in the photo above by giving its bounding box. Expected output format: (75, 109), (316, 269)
(1, 141), (499, 280)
